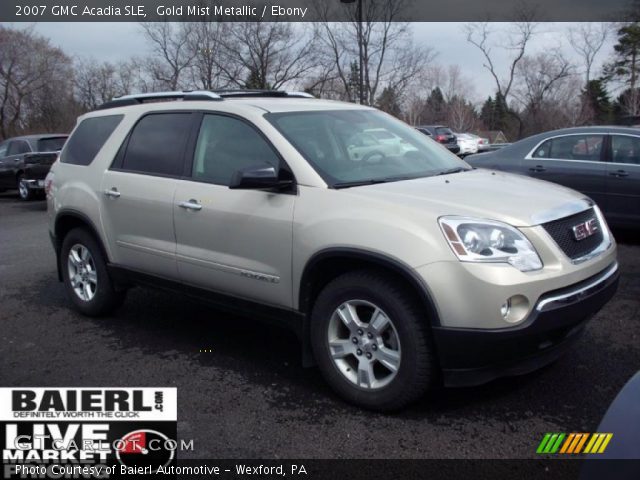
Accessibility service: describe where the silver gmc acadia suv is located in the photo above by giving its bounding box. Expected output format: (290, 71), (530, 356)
(47, 90), (619, 411)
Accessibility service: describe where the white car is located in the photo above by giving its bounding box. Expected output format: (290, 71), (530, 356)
(455, 133), (479, 156)
(467, 133), (491, 152)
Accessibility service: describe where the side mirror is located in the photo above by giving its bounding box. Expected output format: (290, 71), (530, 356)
(228, 163), (293, 191)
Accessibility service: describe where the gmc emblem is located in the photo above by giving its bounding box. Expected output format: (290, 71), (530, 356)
(572, 218), (599, 241)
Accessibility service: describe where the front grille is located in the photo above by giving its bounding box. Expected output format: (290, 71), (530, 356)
(542, 208), (604, 260)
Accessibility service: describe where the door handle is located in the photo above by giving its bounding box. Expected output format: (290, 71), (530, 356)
(104, 188), (121, 198)
(529, 165), (546, 173)
(609, 170), (629, 177)
(178, 199), (202, 211)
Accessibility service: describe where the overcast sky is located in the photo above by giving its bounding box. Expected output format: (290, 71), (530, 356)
(27, 22), (617, 103)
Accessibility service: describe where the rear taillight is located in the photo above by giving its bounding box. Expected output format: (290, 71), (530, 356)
(436, 135), (446, 142)
(45, 174), (54, 198)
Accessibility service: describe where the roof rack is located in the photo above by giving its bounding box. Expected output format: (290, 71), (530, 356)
(97, 89), (315, 110)
(212, 89), (315, 99)
(97, 91), (223, 110)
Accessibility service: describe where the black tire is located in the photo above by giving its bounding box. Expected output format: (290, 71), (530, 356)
(310, 270), (436, 411)
(17, 174), (34, 201)
(61, 228), (125, 316)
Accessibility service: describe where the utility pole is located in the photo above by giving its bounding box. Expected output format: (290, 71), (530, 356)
(341, 0), (365, 105)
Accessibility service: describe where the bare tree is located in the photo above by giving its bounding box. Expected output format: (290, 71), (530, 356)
(140, 22), (197, 90)
(513, 51), (574, 134)
(446, 97), (478, 132)
(0, 26), (72, 139)
(186, 21), (236, 90)
(464, 20), (537, 104)
(74, 58), (151, 110)
(220, 22), (318, 90)
(315, 0), (435, 104)
(568, 23), (609, 85)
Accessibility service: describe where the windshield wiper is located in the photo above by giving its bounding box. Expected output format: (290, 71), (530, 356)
(333, 179), (391, 189)
(333, 175), (414, 189)
(436, 167), (470, 176)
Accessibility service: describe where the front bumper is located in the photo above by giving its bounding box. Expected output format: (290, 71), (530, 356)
(432, 262), (619, 387)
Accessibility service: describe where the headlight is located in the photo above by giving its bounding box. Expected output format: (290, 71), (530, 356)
(439, 217), (543, 272)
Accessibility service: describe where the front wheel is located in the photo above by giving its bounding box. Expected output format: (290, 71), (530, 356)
(17, 174), (33, 201)
(310, 270), (436, 411)
(61, 228), (125, 316)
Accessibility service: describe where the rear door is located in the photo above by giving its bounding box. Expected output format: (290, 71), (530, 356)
(525, 133), (608, 211)
(100, 112), (197, 279)
(173, 113), (295, 307)
(0, 140), (30, 188)
(606, 134), (640, 227)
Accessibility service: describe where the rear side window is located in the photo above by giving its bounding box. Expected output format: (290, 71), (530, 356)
(61, 115), (123, 166)
(7, 140), (30, 155)
(38, 136), (67, 152)
(611, 135), (640, 165)
(533, 135), (603, 161)
(121, 113), (192, 177)
(0, 142), (7, 158)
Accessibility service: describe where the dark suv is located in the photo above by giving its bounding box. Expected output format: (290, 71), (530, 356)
(0, 134), (68, 200)
(416, 125), (460, 154)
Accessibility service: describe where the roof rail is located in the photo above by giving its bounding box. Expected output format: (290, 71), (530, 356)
(96, 89), (315, 110)
(212, 89), (315, 99)
(97, 91), (222, 110)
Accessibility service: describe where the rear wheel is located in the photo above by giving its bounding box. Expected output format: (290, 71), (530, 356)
(17, 174), (33, 201)
(61, 228), (125, 316)
(310, 270), (436, 411)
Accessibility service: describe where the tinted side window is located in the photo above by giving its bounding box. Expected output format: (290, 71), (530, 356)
(61, 115), (123, 166)
(611, 135), (640, 165)
(0, 142), (7, 158)
(7, 140), (30, 155)
(122, 113), (192, 176)
(533, 139), (552, 158)
(192, 114), (280, 186)
(533, 135), (603, 161)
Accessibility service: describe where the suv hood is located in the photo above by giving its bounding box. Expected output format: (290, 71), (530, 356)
(347, 169), (589, 227)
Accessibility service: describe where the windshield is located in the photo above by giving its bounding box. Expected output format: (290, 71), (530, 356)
(266, 110), (468, 187)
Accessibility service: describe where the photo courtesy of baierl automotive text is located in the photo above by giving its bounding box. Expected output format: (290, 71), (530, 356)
(0, 0), (639, 479)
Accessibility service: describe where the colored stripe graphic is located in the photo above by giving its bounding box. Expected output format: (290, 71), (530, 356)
(538, 433), (613, 454)
(537, 433), (552, 454)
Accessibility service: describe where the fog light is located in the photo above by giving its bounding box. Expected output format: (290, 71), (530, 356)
(500, 300), (511, 319)
(501, 295), (530, 324)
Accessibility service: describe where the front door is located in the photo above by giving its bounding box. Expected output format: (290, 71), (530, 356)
(174, 113), (295, 308)
(526, 133), (608, 211)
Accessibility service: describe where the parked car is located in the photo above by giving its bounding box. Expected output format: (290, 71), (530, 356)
(344, 131), (401, 161)
(415, 125), (460, 154)
(466, 126), (640, 229)
(455, 133), (479, 156)
(48, 91), (618, 411)
(364, 128), (415, 154)
(467, 133), (491, 152)
(0, 134), (68, 200)
(482, 142), (513, 152)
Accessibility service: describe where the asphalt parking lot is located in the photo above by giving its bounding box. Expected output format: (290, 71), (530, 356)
(0, 191), (638, 459)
